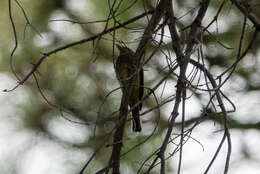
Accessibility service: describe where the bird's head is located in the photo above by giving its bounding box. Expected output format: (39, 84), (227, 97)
(116, 44), (133, 56)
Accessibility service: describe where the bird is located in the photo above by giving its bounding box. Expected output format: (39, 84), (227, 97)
(238, 0), (260, 21)
(115, 44), (144, 132)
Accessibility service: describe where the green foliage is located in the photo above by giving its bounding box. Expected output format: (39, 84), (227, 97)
(1, 0), (260, 174)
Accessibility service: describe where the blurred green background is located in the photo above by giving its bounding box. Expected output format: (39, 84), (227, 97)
(0, 0), (260, 174)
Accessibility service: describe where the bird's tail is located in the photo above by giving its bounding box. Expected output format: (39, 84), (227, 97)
(132, 107), (142, 132)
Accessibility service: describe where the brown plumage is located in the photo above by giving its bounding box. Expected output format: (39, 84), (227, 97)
(115, 44), (144, 132)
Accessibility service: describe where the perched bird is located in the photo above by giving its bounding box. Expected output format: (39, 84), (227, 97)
(238, 0), (260, 22)
(115, 44), (144, 132)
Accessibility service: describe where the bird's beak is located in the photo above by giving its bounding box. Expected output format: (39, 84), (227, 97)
(116, 44), (122, 50)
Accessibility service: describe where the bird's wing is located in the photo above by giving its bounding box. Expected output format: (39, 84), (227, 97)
(139, 67), (144, 110)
